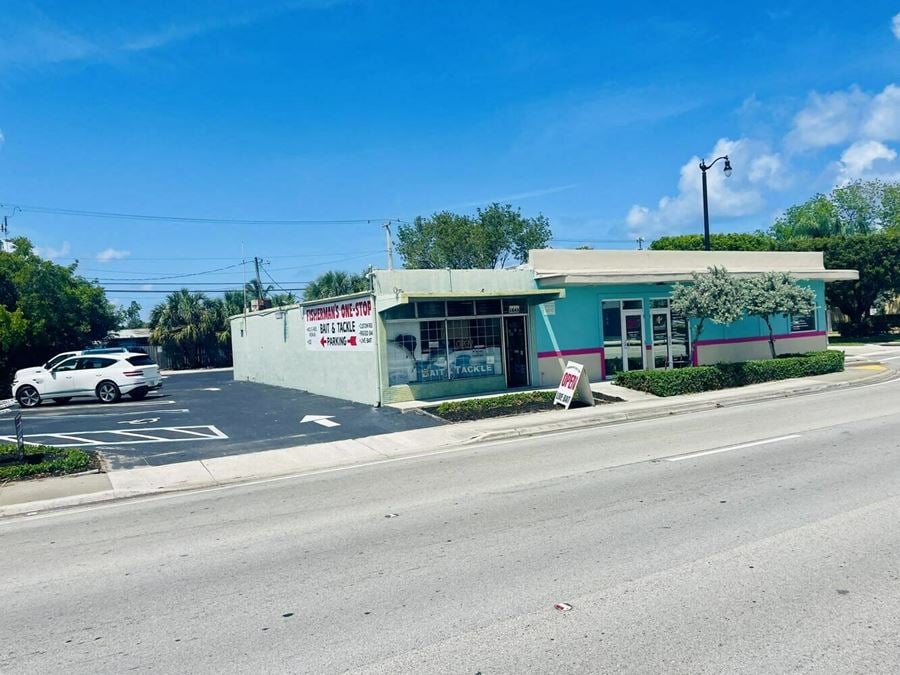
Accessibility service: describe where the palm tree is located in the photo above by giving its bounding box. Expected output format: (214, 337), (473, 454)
(270, 292), (298, 307)
(149, 289), (223, 368)
(244, 278), (272, 304)
(303, 269), (370, 301)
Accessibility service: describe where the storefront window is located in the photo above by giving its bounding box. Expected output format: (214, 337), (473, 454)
(385, 313), (504, 385)
(447, 318), (503, 379)
(417, 301), (446, 318)
(447, 300), (474, 316)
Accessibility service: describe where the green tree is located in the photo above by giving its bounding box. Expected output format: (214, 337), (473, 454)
(118, 301), (145, 329)
(780, 233), (900, 334)
(303, 270), (369, 301)
(270, 292), (298, 306)
(770, 180), (899, 241)
(670, 267), (745, 357)
(651, 233), (777, 251)
(245, 278), (272, 303)
(0, 237), (119, 393)
(149, 290), (228, 369)
(222, 290), (247, 317)
(743, 272), (817, 358)
(396, 202), (552, 269)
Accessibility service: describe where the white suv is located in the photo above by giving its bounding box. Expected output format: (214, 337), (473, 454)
(12, 352), (163, 408)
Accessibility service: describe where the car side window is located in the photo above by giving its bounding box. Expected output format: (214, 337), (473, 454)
(78, 357), (115, 370)
(46, 353), (76, 369)
(54, 358), (80, 372)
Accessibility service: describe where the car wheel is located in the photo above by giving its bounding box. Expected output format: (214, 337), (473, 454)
(16, 385), (41, 408)
(96, 381), (121, 404)
(129, 388), (148, 400)
(53, 397), (72, 405)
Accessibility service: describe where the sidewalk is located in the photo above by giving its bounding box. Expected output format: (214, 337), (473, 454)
(1, 361), (894, 518)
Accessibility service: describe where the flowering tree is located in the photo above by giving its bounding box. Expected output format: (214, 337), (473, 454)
(670, 267), (745, 364)
(744, 272), (817, 358)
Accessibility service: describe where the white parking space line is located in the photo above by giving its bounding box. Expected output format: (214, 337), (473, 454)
(665, 434), (802, 462)
(3, 425), (229, 448)
(173, 426), (228, 439)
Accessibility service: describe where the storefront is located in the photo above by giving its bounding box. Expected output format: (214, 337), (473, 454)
(230, 249), (856, 406)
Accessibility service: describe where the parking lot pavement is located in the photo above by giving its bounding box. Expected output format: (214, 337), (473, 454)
(2, 371), (443, 469)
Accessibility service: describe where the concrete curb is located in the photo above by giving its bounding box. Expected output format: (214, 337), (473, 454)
(466, 368), (899, 445)
(2, 365), (896, 519)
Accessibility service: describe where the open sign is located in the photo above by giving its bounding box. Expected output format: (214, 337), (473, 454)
(553, 361), (595, 409)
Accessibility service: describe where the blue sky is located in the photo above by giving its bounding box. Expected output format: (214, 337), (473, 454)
(1, 1), (899, 314)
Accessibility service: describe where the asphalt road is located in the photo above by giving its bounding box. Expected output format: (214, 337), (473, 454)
(3, 371), (441, 469)
(2, 350), (899, 672)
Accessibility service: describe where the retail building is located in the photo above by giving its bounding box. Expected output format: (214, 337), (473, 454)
(230, 249), (857, 405)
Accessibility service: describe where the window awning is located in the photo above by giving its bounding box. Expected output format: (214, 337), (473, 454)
(377, 288), (564, 312)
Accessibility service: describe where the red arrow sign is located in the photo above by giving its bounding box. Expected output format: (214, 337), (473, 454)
(348, 335), (357, 346)
(320, 336), (327, 348)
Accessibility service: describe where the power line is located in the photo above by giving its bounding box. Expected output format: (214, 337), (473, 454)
(261, 265), (298, 300)
(104, 287), (308, 294)
(80, 261), (247, 282)
(1, 202), (408, 226)
(98, 281), (310, 286)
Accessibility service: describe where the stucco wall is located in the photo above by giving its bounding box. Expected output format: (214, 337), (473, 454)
(231, 303), (380, 406)
(532, 279), (830, 380)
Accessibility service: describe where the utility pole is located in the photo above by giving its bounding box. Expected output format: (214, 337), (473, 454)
(384, 221), (394, 270)
(253, 256), (264, 308)
(636, 236), (644, 251)
(1, 216), (8, 253)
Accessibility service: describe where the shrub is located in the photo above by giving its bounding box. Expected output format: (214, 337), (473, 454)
(614, 350), (844, 396)
(0, 445), (94, 481)
(434, 391), (555, 419)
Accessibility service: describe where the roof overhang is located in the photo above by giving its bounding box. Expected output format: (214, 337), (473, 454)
(377, 288), (564, 312)
(536, 270), (859, 285)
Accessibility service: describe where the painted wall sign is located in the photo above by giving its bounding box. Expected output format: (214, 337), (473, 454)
(304, 298), (375, 351)
(553, 360), (595, 409)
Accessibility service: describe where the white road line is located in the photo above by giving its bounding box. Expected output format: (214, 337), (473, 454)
(665, 434), (802, 462)
(878, 355), (900, 361)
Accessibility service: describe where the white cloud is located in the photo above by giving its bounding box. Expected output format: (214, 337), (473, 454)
(140, 284), (154, 292)
(893, 12), (900, 39)
(835, 140), (898, 184)
(787, 84), (900, 151)
(35, 242), (71, 260)
(863, 84), (900, 140)
(747, 153), (786, 188)
(96, 248), (131, 262)
(0, 129), (5, 147)
(786, 86), (869, 150)
(625, 138), (776, 236)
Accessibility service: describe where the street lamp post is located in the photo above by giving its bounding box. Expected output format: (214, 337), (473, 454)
(698, 155), (732, 251)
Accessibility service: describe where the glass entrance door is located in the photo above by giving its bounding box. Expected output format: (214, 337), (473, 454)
(623, 311), (646, 372)
(503, 316), (529, 387)
(651, 309), (672, 369)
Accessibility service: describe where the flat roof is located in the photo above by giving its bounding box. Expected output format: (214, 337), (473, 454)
(529, 249), (858, 284)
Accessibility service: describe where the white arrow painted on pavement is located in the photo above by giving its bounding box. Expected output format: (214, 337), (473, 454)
(300, 415), (340, 428)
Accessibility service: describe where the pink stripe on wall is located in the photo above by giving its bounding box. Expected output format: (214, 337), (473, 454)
(695, 330), (826, 347)
(536, 347), (604, 358)
(537, 347), (606, 380)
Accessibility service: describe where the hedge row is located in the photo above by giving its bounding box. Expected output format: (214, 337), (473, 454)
(614, 350), (845, 397)
(433, 391), (556, 421)
(0, 445), (94, 482)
